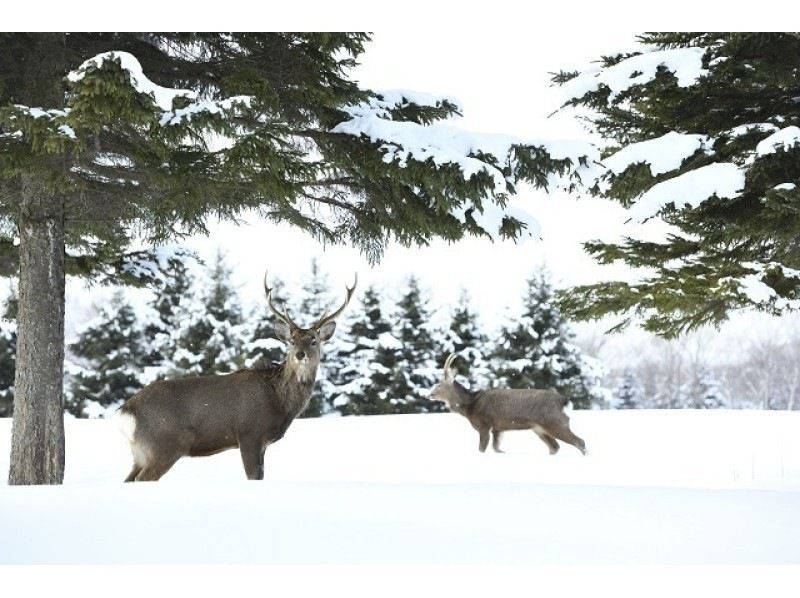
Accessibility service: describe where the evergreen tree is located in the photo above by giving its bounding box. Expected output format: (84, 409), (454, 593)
(687, 366), (726, 409)
(614, 369), (642, 409)
(143, 256), (194, 373)
(390, 277), (446, 413)
(444, 289), (491, 387)
(0, 288), (17, 417)
(173, 252), (245, 376)
(67, 291), (148, 417)
(1, 33), (593, 484)
(555, 33), (800, 338)
(491, 269), (606, 409)
(330, 285), (400, 416)
(243, 276), (290, 369)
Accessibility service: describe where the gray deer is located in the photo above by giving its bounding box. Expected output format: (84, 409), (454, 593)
(430, 353), (587, 455)
(116, 271), (357, 482)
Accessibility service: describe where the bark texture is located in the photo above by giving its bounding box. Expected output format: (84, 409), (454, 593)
(8, 175), (66, 485)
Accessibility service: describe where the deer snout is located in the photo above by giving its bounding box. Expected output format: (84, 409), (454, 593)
(296, 350), (306, 360)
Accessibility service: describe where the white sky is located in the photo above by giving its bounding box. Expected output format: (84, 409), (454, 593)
(51, 27), (795, 366)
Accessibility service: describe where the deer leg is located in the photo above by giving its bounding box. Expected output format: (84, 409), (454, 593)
(533, 428), (560, 455)
(478, 428), (490, 453)
(240, 438), (265, 480)
(124, 465), (142, 482)
(134, 454), (181, 481)
(547, 421), (587, 455)
(491, 430), (504, 453)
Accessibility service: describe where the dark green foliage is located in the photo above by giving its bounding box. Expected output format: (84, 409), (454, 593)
(67, 291), (148, 416)
(554, 33), (800, 337)
(143, 256), (193, 369)
(172, 251), (244, 376)
(0, 32), (587, 278)
(389, 277), (446, 413)
(491, 270), (604, 409)
(331, 286), (399, 416)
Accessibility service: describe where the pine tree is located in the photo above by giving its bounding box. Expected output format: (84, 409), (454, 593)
(491, 269), (606, 409)
(444, 289), (491, 387)
(687, 366), (726, 409)
(0, 288), (17, 417)
(1, 33), (593, 484)
(614, 369), (642, 409)
(67, 291), (148, 417)
(143, 256), (194, 374)
(390, 277), (446, 413)
(243, 275), (290, 369)
(330, 285), (400, 416)
(555, 33), (800, 338)
(173, 252), (245, 376)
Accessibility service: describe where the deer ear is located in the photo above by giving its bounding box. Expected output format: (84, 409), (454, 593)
(273, 321), (292, 343)
(317, 320), (336, 342)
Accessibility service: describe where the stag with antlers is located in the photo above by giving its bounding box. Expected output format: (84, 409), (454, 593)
(116, 271), (357, 481)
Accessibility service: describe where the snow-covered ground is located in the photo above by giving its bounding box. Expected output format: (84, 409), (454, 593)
(1, 410), (799, 564)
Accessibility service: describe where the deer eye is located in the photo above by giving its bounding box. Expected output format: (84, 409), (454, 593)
(310, 339), (318, 346)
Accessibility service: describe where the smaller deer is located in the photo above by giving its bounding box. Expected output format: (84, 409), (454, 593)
(430, 354), (587, 455)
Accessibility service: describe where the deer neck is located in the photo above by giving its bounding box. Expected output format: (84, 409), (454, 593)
(451, 381), (478, 414)
(276, 362), (316, 415)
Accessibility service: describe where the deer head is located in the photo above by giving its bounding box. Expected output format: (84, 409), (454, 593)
(264, 271), (357, 384)
(430, 353), (474, 412)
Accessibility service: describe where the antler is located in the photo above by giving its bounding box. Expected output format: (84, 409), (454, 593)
(443, 353), (458, 381)
(313, 273), (358, 330)
(264, 270), (300, 331)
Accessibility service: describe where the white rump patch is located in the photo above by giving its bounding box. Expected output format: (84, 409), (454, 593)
(115, 411), (137, 443)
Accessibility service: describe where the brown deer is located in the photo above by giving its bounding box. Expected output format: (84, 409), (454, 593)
(116, 271), (357, 481)
(430, 353), (587, 455)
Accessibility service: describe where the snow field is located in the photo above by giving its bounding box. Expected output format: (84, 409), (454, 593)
(1, 410), (799, 564)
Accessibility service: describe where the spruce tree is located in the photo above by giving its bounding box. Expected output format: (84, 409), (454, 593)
(555, 33), (800, 338)
(173, 251), (244, 376)
(390, 277), (446, 413)
(444, 289), (491, 386)
(614, 369), (642, 409)
(687, 366), (726, 409)
(1, 33), (593, 484)
(143, 255), (194, 374)
(491, 269), (605, 409)
(330, 285), (399, 416)
(0, 288), (17, 417)
(67, 290), (148, 417)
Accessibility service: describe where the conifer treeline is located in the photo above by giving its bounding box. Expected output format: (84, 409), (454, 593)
(1, 255), (608, 418)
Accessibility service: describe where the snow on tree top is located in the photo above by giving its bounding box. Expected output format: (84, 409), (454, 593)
(755, 126), (800, 157)
(627, 162), (746, 223)
(602, 132), (712, 177)
(67, 51), (198, 111)
(560, 47), (708, 104)
(332, 98), (599, 194)
(349, 89), (463, 119)
(159, 95), (253, 127)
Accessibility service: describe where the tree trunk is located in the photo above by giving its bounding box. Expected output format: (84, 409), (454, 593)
(8, 175), (66, 485)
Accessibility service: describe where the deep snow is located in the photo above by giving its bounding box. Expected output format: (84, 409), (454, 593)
(1, 410), (799, 564)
